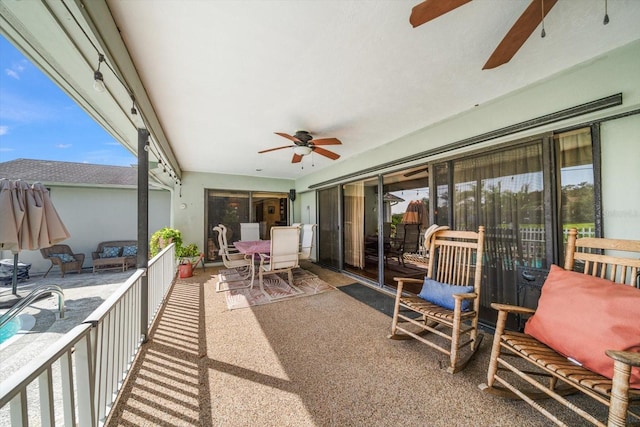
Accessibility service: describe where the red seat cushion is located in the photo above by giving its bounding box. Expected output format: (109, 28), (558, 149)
(524, 264), (640, 388)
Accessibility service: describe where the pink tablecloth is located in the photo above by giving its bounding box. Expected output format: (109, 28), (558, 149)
(234, 240), (271, 255)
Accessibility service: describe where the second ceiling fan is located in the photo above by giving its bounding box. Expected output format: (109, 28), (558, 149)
(259, 131), (342, 164)
(410, 0), (561, 69)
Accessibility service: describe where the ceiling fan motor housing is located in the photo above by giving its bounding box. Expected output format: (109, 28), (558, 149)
(294, 130), (313, 144)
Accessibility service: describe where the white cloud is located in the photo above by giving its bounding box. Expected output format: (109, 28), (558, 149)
(0, 125), (8, 135)
(5, 69), (19, 79)
(5, 60), (27, 80)
(56, 144), (72, 149)
(0, 147), (13, 152)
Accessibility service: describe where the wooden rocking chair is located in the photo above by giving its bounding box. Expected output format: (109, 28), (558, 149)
(389, 226), (485, 373)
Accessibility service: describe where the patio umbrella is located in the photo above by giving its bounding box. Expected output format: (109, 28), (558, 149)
(401, 200), (428, 229)
(0, 179), (70, 295)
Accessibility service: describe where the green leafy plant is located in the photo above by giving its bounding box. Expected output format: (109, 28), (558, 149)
(150, 227), (183, 257)
(177, 243), (200, 259)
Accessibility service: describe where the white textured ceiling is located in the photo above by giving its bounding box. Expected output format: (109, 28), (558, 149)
(106, 0), (640, 179)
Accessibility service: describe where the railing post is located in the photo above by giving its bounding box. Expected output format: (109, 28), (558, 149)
(137, 128), (150, 341)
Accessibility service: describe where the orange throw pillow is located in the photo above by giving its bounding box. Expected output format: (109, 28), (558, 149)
(524, 264), (640, 388)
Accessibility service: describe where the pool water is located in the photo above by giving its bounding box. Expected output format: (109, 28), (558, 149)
(0, 317), (21, 345)
(0, 314), (35, 348)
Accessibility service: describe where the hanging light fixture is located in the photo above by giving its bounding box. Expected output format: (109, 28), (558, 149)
(130, 95), (138, 116)
(603, 0), (610, 25)
(93, 54), (106, 92)
(293, 146), (313, 156)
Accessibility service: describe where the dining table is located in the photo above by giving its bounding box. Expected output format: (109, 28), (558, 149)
(232, 240), (271, 292)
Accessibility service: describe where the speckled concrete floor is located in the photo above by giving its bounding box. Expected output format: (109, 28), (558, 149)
(105, 261), (607, 427)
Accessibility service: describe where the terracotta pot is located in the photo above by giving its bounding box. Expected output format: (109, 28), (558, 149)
(159, 237), (173, 248)
(178, 262), (192, 278)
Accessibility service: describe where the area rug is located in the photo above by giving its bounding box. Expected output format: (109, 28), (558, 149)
(217, 267), (336, 310)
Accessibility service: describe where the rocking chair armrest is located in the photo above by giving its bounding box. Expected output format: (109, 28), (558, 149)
(606, 349), (640, 367)
(490, 302), (536, 315)
(393, 277), (423, 295)
(452, 292), (477, 301)
(393, 277), (423, 284)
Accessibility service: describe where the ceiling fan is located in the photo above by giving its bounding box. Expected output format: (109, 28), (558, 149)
(411, 0), (565, 69)
(258, 131), (342, 164)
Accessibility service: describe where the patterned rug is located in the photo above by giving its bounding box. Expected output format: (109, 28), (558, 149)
(217, 267), (336, 310)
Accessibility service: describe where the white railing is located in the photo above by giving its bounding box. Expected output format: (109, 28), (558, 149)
(0, 243), (177, 426)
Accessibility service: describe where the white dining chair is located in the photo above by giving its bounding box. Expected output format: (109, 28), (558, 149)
(213, 225), (253, 292)
(298, 223), (317, 260)
(240, 222), (260, 241)
(258, 226), (301, 299)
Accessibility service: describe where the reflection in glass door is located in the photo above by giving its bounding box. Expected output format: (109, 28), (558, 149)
(343, 178), (378, 282)
(381, 167), (430, 292)
(252, 192), (289, 239)
(206, 191), (250, 261)
(340, 168), (431, 291)
(557, 127), (597, 247)
(318, 186), (341, 269)
(437, 142), (546, 327)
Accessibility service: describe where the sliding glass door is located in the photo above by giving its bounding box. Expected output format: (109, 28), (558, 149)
(317, 186), (341, 269)
(380, 167), (430, 292)
(444, 143), (546, 326)
(339, 167), (431, 292)
(433, 127), (598, 327)
(342, 177), (378, 282)
(312, 127), (598, 328)
(205, 190), (288, 261)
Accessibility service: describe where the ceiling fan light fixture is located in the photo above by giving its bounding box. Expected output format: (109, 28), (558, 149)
(293, 146), (313, 156)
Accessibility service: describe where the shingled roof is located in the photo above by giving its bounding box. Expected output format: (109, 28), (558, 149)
(0, 158), (139, 186)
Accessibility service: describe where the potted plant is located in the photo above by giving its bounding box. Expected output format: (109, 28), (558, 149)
(150, 227), (183, 257)
(177, 243), (200, 278)
(177, 243), (200, 264)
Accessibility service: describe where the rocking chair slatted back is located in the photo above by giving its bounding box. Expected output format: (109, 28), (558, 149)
(565, 236), (640, 286)
(429, 229), (484, 290)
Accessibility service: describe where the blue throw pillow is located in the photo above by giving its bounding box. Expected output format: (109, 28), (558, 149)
(100, 246), (121, 258)
(122, 245), (137, 257)
(51, 253), (75, 263)
(417, 278), (475, 311)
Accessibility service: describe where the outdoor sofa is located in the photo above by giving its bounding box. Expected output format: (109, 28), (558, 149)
(92, 240), (137, 273)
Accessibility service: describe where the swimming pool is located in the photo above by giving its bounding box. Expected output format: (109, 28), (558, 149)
(0, 313), (36, 349)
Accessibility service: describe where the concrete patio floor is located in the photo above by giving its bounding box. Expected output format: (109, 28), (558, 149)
(105, 262), (606, 427)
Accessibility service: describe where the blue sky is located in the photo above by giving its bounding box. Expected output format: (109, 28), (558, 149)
(0, 35), (137, 166)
